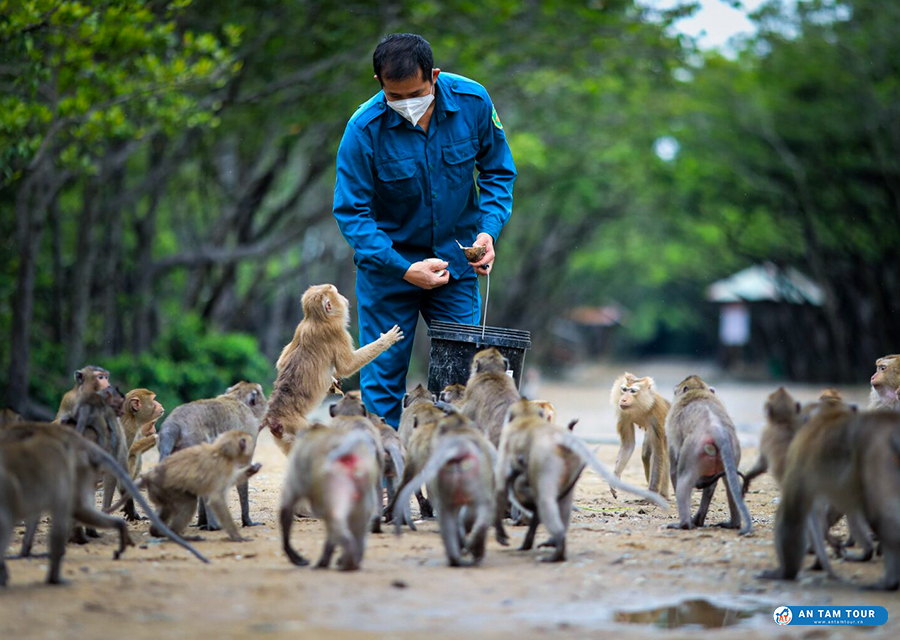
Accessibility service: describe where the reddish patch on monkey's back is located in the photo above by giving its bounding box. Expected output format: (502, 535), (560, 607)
(336, 454), (358, 471)
(697, 439), (724, 477)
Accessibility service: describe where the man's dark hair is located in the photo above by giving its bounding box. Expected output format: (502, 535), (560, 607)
(373, 33), (433, 83)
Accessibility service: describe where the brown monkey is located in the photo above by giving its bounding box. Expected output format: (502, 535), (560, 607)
(280, 425), (381, 570)
(495, 400), (667, 562)
(869, 354), (900, 411)
(439, 383), (467, 407)
(0, 408), (24, 426)
(819, 388), (842, 401)
(741, 387), (802, 494)
(116, 388), (165, 521)
(665, 375), (752, 535)
(0, 423), (207, 582)
(55, 365), (110, 422)
(386, 406), (448, 523)
(123, 430), (262, 542)
(758, 405), (900, 589)
(398, 383), (437, 450)
(461, 348), (519, 446)
(392, 412), (496, 567)
(610, 373), (670, 499)
(263, 284), (403, 455)
(157, 381), (266, 529)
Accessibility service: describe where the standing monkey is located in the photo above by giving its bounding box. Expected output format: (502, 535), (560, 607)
(264, 284), (404, 455)
(55, 365), (110, 422)
(741, 387), (801, 494)
(610, 373), (670, 499)
(398, 383), (437, 450)
(280, 425), (382, 570)
(157, 381), (267, 529)
(869, 354), (900, 411)
(461, 348), (520, 446)
(665, 375), (752, 535)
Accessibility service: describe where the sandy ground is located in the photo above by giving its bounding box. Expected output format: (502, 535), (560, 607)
(1, 362), (895, 640)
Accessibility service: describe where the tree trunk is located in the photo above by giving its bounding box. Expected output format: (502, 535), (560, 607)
(67, 182), (100, 371)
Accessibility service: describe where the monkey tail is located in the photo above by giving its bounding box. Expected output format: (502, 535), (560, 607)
(716, 427), (753, 535)
(325, 429), (379, 465)
(104, 477), (146, 514)
(74, 436), (210, 563)
(556, 431), (669, 511)
(392, 437), (475, 535)
(384, 442), (405, 481)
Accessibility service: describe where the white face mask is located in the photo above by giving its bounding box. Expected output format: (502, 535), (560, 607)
(386, 87), (434, 127)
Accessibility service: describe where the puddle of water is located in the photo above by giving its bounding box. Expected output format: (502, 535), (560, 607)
(614, 599), (763, 630)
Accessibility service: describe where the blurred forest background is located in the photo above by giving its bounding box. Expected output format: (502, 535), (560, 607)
(2, 0), (898, 418)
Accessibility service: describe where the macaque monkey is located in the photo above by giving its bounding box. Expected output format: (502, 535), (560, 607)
(665, 376), (752, 535)
(280, 425), (381, 570)
(495, 400), (667, 562)
(123, 431), (261, 542)
(264, 284), (404, 455)
(115, 388), (165, 521)
(462, 348), (519, 446)
(869, 354), (900, 411)
(758, 404), (900, 589)
(741, 387), (802, 494)
(439, 383), (467, 407)
(0, 423), (207, 584)
(386, 406), (448, 524)
(55, 365), (110, 422)
(157, 381), (266, 529)
(399, 383), (437, 450)
(392, 413), (496, 567)
(610, 373), (670, 499)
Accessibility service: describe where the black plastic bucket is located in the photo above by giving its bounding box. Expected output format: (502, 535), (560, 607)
(426, 320), (532, 395)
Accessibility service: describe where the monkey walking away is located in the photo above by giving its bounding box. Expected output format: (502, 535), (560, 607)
(55, 365), (110, 422)
(157, 381), (266, 530)
(869, 354), (900, 411)
(495, 400), (668, 562)
(111, 430), (261, 543)
(0, 423), (208, 586)
(462, 348), (520, 447)
(393, 413), (496, 567)
(758, 402), (900, 590)
(280, 425), (381, 571)
(398, 383), (438, 451)
(263, 284), (404, 455)
(665, 376), (752, 535)
(610, 373), (670, 499)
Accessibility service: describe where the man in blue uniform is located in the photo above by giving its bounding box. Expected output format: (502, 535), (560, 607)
(333, 33), (516, 427)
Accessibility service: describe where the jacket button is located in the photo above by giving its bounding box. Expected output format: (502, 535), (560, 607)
(432, 190), (437, 198)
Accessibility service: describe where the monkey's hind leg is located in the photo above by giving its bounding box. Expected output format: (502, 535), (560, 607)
(415, 490), (433, 519)
(7, 518), (43, 559)
(439, 505), (467, 567)
(197, 499), (221, 531)
(237, 481), (261, 528)
(0, 513), (12, 586)
(279, 503), (309, 567)
(667, 463), (700, 530)
(73, 506), (133, 560)
(46, 507), (71, 585)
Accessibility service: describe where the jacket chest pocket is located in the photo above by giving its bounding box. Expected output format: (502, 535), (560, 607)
(375, 157), (420, 202)
(443, 137), (478, 190)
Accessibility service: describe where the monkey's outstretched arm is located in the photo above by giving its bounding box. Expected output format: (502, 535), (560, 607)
(333, 327), (402, 377)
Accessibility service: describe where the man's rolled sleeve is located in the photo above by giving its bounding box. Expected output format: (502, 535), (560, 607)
(333, 123), (412, 279)
(475, 96), (517, 242)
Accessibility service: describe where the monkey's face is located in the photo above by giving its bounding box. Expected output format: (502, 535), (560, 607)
(871, 357), (898, 392)
(618, 384), (641, 410)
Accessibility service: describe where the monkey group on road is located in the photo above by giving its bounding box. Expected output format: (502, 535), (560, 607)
(2, 282), (899, 593)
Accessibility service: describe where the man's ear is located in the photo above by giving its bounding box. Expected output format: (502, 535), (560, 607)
(432, 68), (441, 83)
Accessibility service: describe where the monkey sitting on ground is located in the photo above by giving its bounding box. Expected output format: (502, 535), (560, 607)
(398, 383), (437, 451)
(55, 365), (110, 422)
(263, 284), (403, 455)
(0, 423), (207, 583)
(280, 425), (381, 570)
(439, 383), (467, 407)
(392, 412), (496, 567)
(665, 375), (752, 535)
(157, 381), (266, 530)
(758, 403), (900, 589)
(869, 354), (900, 411)
(610, 373), (670, 499)
(115, 430), (261, 543)
(461, 348), (520, 447)
(495, 400), (667, 562)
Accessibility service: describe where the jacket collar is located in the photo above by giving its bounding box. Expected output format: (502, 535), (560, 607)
(383, 74), (459, 129)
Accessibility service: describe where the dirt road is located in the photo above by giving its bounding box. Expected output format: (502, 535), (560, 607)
(1, 364), (894, 640)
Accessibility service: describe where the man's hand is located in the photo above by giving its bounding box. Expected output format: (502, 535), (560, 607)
(404, 260), (450, 290)
(470, 233), (495, 276)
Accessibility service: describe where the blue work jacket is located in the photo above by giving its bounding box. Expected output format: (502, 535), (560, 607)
(333, 72), (517, 281)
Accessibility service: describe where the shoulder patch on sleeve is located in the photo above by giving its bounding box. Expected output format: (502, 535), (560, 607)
(491, 105), (503, 130)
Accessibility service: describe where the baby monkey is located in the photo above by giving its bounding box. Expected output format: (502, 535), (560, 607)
(119, 430), (261, 542)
